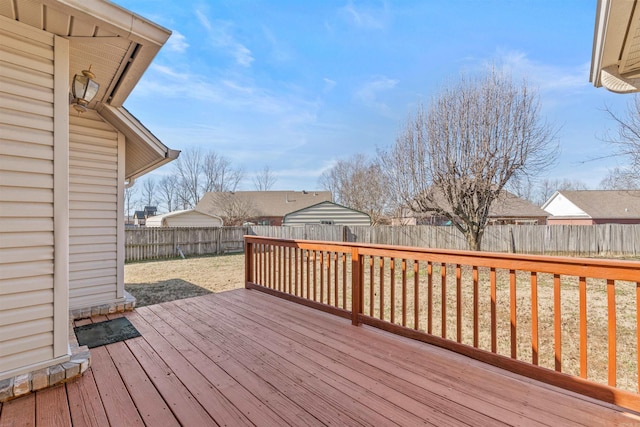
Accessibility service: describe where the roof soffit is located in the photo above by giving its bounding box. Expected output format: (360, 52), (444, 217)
(2, 0), (171, 107)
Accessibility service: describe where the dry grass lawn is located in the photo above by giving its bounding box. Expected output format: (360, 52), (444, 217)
(125, 254), (245, 307)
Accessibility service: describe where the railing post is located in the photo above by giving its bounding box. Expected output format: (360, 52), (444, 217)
(245, 238), (254, 288)
(351, 247), (362, 326)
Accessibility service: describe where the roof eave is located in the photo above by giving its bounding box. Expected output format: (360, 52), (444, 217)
(98, 104), (180, 180)
(590, 0), (640, 93)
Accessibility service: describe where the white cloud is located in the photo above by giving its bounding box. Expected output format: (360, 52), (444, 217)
(323, 78), (337, 93)
(340, 1), (388, 29)
(355, 75), (398, 116)
(195, 10), (254, 67)
(166, 30), (189, 53)
(488, 49), (590, 93)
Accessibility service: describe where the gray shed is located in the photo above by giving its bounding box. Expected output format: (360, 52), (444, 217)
(283, 201), (371, 226)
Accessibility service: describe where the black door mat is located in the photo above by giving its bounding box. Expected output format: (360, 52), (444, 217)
(74, 317), (141, 349)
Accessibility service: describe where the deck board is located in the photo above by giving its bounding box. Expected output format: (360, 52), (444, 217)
(2, 288), (639, 426)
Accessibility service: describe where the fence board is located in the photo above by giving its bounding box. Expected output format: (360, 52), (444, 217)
(125, 224), (640, 262)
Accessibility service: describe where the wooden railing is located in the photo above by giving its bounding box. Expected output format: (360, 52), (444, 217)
(244, 236), (640, 412)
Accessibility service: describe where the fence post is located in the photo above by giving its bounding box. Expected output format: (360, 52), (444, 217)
(245, 238), (254, 288)
(351, 247), (363, 326)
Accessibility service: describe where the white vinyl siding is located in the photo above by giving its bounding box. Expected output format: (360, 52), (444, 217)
(284, 202), (372, 226)
(0, 17), (59, 374)
(68, 112), (120, 309)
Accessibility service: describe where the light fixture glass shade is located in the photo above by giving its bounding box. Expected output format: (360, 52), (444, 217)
(71, 67), (99, 113)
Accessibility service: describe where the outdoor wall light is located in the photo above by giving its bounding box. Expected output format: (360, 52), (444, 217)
(71, 65), (99, 113)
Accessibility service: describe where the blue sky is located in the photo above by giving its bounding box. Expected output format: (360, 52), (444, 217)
(117, 0), (631, 191)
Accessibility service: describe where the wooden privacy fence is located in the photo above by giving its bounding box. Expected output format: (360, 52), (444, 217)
(125, 227), (247, 261)
(244, 236), (640, 412)
(249, 224), (640, 255)
(125, 224), (640, 262)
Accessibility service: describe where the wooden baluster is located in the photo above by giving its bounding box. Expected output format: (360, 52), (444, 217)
(554, 274), (562, 372)
(607, 279), (616, 387)
(369, 256), (375, 317)
(379, 257), (385, 320)
(427, 262), (433, 334)
(342, 253), (347, 310)
(414, 260), (420, 330)
(267, 245), (271, 288)
(288, 246), (292, 294)
(456, 264), (462, 343)
(334, 252), (339, 307)
(327, 252), (332, 306)
(490, 267), (497, 353)
(351, 248), (362, 326)
(390, 258), (396, 324)
(320, 251), (324, 304)
(294, 248), (299, 296)
(402, 259), (407, 327)
(306, 250), (310, 299)
(531, 272), (539, 366)
(313, 251), (318, 301)
(441, 263), (447, 338)
(473, 266), (479, 348)
(579, 276), (587, 378)
(510, 269), (517, 359)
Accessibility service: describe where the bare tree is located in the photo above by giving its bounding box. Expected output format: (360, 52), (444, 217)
(202, 151), (244, 193)
(124, 183), (138, 224)
(174, 147), (203, 208)
(534, 178), (589, 205)
(140, 177), (156, 207)
(171, 147), (244, 208)
(604, 95), (640, 181)
(379, 68), (557, 250)
(198, 193), (256, 226)
(158, 175), (178, 212)
(319, 154), (392, 225)
(253, 166), (277, 191)
(599, 167), (640, 190)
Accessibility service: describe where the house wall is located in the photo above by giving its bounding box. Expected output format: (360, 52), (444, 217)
(592, 218), (640, 225)
(547, 218), (595, 225)
(0, 17), (69, 378)
(68, 112), (123, 309)
(543, 195), (589, 218)
(284, 202), (371, 226)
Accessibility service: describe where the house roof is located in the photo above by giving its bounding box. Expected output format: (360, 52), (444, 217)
(542, 190), (640, 219)
(489, 191), (548, 218)
(591, 0), (640, 93)
(196, 191), (333, 217)
(402, 189), (547, 219)
(2, 0), (179, 180)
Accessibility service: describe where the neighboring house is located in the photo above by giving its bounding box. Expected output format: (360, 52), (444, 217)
(1, 0), (176, 392)
(283, 201), (372, 226)
(146, 210), (224, 227)
(542, 190), (640, 225)
(196, 191), (332, 226)
(391, 191), (547, 226)
(133, 211), (146, 226)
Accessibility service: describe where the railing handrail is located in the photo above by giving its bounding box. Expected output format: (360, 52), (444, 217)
(244, 235), (640, 280)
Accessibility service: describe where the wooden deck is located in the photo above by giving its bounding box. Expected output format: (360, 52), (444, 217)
(1, 289), (639, 426)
